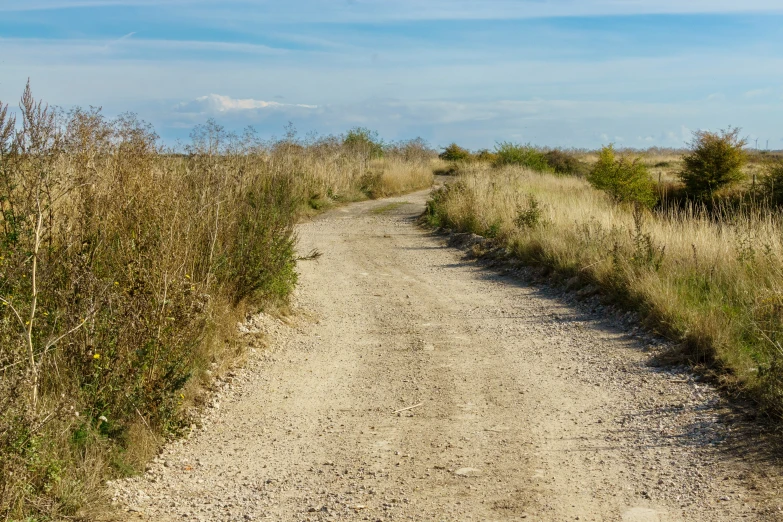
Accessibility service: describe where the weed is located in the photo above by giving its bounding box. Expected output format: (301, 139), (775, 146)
(515, 195), (545, 229)
(630, 206), (665, 271)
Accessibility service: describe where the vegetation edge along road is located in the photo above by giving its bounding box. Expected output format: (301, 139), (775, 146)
(424, 140), (783, 424)
(0, 84), (435, 521)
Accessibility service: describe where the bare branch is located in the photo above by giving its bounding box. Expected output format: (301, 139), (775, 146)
(0, 295), (26, 331)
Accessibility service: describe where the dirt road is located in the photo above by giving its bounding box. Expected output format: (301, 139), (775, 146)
(113, 187), (783, 521)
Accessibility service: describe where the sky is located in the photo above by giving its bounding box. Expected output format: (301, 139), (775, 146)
(1, 0), (782, 150)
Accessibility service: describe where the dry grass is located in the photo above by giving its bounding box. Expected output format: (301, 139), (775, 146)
(360, 158), (436, 199)
(0, 84), (434, 520)
(426, 163), (783, 417)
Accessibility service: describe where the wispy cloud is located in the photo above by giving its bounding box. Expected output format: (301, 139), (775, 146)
(4, 0), (783, 19)
(743, 87), (774, 99)
(104, 31), (135, 49)
(175, 94), (317, 115)
(0, 36), (287, 61)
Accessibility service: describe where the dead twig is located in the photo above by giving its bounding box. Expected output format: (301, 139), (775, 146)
(392, 402), (423, 414)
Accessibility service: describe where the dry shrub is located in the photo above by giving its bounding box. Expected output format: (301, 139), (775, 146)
(0, 84), (434, 520)
(427, 162), (783, 418)
(544, 149), (585, 176)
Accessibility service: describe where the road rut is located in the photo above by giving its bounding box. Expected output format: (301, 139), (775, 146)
(113, 187), (783, 521)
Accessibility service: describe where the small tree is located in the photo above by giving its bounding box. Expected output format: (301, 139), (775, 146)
(439, 143), (472, 162)
(343, 127), (384, 160)
(587, 145), (658, 208)
(679, 127), (748, 198)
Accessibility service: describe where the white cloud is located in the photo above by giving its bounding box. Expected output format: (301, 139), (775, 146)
(175, 94), (316, 115)
(743, 88), (773, 99)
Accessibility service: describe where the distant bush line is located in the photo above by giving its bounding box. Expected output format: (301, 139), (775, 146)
(438, 134), (783, 215)
(438, 142), (589, 177)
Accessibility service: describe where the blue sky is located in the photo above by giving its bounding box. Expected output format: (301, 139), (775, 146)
(1, 1), (782, 149)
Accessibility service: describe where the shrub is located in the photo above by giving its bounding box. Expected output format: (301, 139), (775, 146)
(515, 195), (546, 229)
(493, 142), (551, 172)
(474, 149), (497, 163)
(343, 127), (384, 160)
(679, 127), (748, 198)
(760, 160), (783, 207)
(439, 143), (472, 162)
(386, 138), (435, 163)
(587, 145), (658, 208)
(544, 149), (584, 176)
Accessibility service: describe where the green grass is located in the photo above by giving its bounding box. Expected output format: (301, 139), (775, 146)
(372, 201), (411, 214)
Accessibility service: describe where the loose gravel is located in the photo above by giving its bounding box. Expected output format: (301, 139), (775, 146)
(110, 187), (783, 521)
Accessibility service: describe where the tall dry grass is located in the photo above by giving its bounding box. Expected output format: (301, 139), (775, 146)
(0, 83), (434, 520)
(426, 163), (783, 417)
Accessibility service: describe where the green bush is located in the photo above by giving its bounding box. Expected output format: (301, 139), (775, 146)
(343, 127), (384, 160)
(515, 195), (546, 229)
(493, 142), (551, 172)
(439, 143), (472, 162)
(587, 145), (658, 208)
(679, 127), (748, 198)
(760, 160), (783, 207)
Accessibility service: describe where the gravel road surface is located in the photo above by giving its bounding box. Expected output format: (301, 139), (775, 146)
(112, 187), (783, 521)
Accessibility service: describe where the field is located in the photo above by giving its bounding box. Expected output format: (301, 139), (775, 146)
(0, 86), (434, 520)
